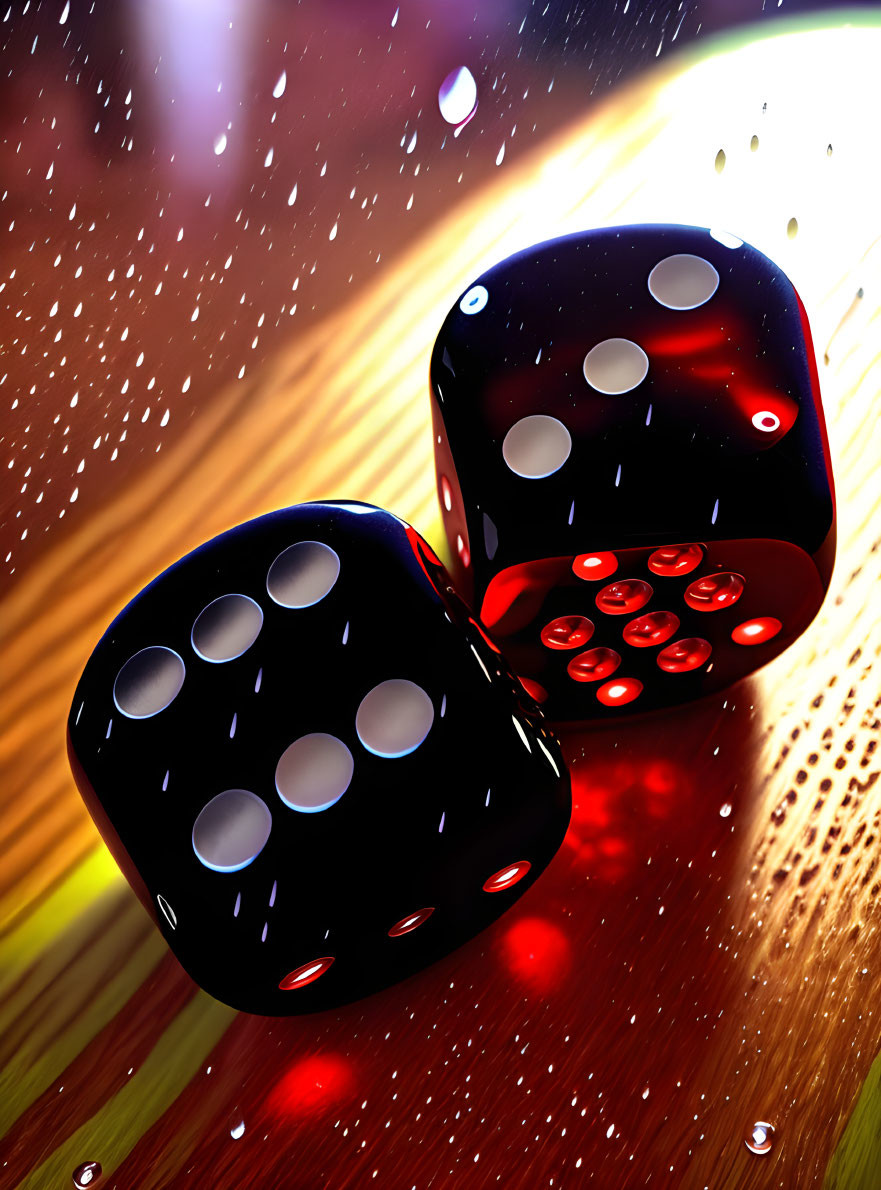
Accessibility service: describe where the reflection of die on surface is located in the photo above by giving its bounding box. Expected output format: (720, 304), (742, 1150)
(67, 502), (570, 1015)
(430, 224), (835, 719)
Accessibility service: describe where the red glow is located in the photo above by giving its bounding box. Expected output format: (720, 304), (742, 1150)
(731, 617), (782, 645)
(480, 558), (570, 632)
(647, 543), (703, 577)
(656, 637), (712, 672)
(388, 907), (435, 937)
(501, 917), (571, 992)
(519, 677), (549, 703)
(269, 1054), (354, 1118)
(278, 956), (335, 991)
(622, 610), (680, 648)
(596, 579), (653, 616)
(483, 860), (532, 893)
(683, 572), (744, 611)
(540, 614), (594, 650)
(567, 646), (620, 683)
(596, 677), (643, 706)
(468, 617), (502, 655)
(641, 324), (727, 356)
(729, 383), (798, 446)
(572, 551), (618, 581)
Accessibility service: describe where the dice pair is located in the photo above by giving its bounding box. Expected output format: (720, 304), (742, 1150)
(68, 224), (835, 1015)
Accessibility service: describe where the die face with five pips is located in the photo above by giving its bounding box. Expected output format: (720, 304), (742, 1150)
(67, 502), (570, 1015)
(429, 223), (836, 718)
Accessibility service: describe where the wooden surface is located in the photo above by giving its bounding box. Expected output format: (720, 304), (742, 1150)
(3, 19), (881, 1189)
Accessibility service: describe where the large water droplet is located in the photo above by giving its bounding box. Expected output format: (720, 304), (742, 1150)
(745, 1121), (775, 1155)
(787, 217), (799, 239)
(230, 1119), (246, 1140)
(72, 1162), (102, 1188)
(714, 148), (726, 173)
(272, 70), (286, 99)
(438, 66), (478, 128)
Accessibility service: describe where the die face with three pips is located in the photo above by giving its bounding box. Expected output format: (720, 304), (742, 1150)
(429, 223), (836, 718)
(67, 502), (570, 1015)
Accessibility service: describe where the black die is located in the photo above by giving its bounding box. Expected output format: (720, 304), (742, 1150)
(429, 224), (835, 718)
(67, 502), (570, 1014)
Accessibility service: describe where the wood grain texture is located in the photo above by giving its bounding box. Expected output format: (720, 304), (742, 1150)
(2, 19), (881, 1189)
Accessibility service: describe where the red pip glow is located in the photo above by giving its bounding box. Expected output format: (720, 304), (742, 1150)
(278, 956), (335, 991)
(483, 860), (531, 893)
(572, 551), (618, 581)
(388, 907), (435, 937)
(731, 617), (782, 645)
(596, 677), (643, 706)
(540, 614), (594, 650)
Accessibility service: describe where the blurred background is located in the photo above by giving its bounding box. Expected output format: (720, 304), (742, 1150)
(2, 0), (878, 583)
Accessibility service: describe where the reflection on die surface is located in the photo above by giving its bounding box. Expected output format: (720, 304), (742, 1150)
(430, 224), (836, 718)
(67, 502), (571, 1015)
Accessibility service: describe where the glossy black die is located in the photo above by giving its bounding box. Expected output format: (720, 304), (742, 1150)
(67, 502), (570, 1015)
(429, 224), (835, 718)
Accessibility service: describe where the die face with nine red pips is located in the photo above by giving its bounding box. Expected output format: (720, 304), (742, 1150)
(67, 502), (570, 1015)
(429, 223), (836, 718)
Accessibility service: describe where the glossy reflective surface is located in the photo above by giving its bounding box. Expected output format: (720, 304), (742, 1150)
(67, 503), (570, 1014)
(430, 221), (835, 718)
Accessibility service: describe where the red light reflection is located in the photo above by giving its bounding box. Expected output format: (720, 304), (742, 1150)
(483, 860), (532, 893)
(269, 1054), (355, 1119)
(278, 956), (335, 991)
(500, 917), (571, 993)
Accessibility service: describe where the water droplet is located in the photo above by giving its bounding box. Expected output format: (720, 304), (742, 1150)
(787, 217), (799, 238)
(272, 70), (286, 99)
(714, 148), (726, 173)
(72, 1162), (102, 1188)
(745, 1121), (775, 1155)
(496, 141), (506, 166)
(827, 143), (833, 156)
(230, 1119), (245, 1140)
(720, 803), (732, 817)
(750, 134), (759, 152)
(213, 133), (227, 155)
(438, 66), (478, 128)
(287, 183), (298, 206)
(156, 894), (177, 929)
